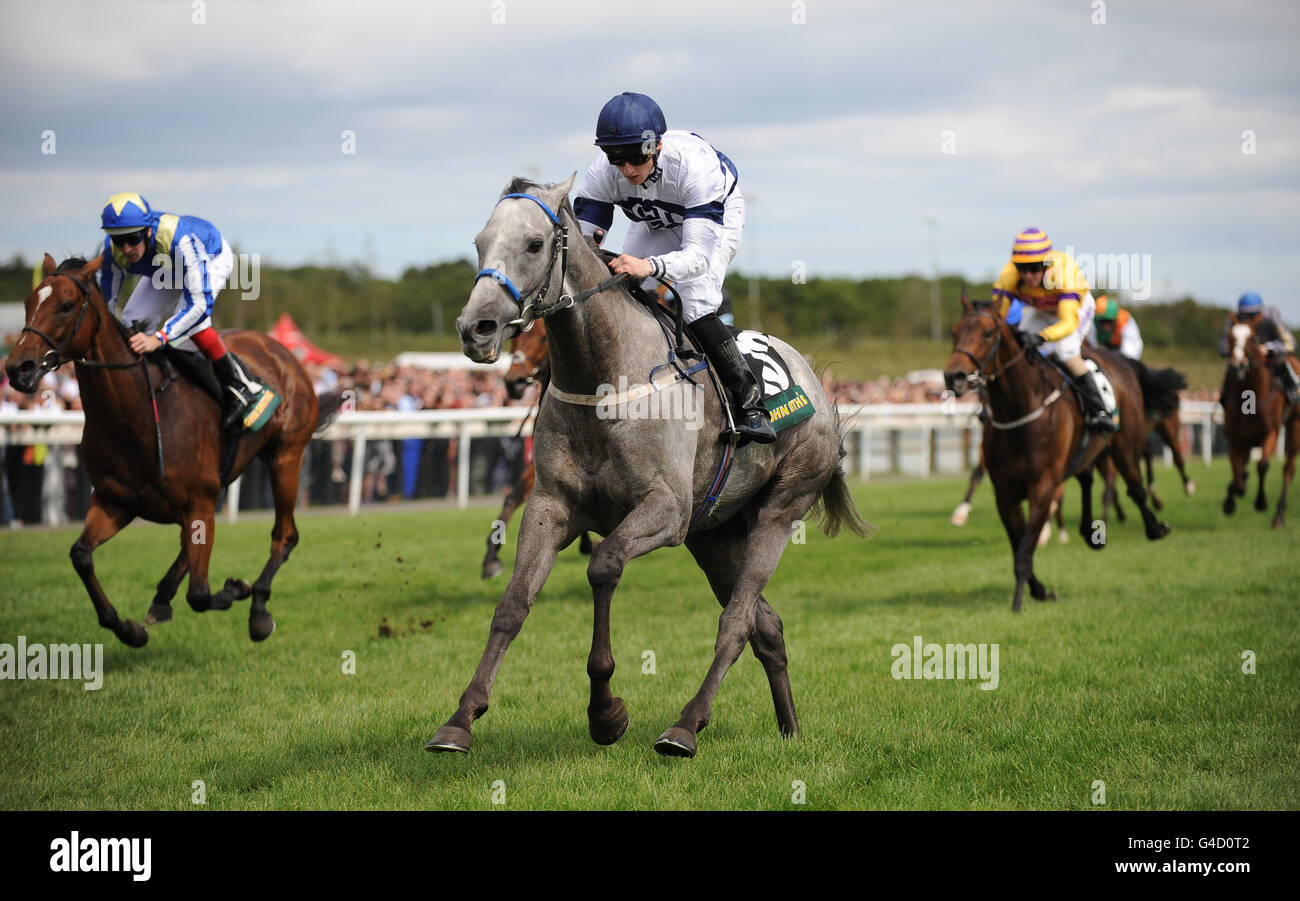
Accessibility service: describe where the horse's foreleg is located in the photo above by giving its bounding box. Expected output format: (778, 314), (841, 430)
(1160, 418), (1195, 496)
(482, 464), (534, 580)
(146, 537), (188, 625)
(1144, 443), (1163, 511)
(1255, 430), (1277, 512)
(584, 487), (683, 746)
(687, 515), (799, 740)
(1224, 445), (1247, 514)
(70, 497), (146, 647)
(243, 446), (305, 641)
(1077, 466), (1103, 549)
(951, 463), (985, 527)
(427, 491), (576, 753)
(1021, 478), (1057, 602)
(994, 483), (1029, 611)
(657, 492), (817, 758)
(182, 506), (234, 613)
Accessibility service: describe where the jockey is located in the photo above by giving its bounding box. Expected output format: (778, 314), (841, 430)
(1219, 292), (1300, 404)
(573, 92), (775, 445)
(1089, 294), (1144, 360)
(992, 227), (1117, 432)
(98, 193), (279, 431)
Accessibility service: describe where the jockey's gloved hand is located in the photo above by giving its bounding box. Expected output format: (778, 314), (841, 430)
(1265, 340), (1287, 355)
(1022, 332), (1045, 350)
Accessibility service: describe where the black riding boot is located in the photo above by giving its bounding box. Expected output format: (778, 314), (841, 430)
(212, 353), (264, 429)
(1273, 357), (1300, 405)
(1073, 369), (1118, 433)
(690, 313), (776, 446)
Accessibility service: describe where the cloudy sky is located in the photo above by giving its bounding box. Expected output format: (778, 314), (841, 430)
(2, 0), (1297, 317)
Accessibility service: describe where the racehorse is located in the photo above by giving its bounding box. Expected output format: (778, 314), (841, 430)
(950, 446), (1067, 546)
(428, 176), (871, 758)
(943, 293), (1170, 611)
(481, 319), (593, 579)
(4, 254), (340, 646)
(1220, 315), (1298, 528)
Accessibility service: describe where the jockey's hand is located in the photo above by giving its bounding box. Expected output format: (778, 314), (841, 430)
(1022, 332), (1045, 350)
(608, 254), (653, 280)
(129, 332), (163, 355)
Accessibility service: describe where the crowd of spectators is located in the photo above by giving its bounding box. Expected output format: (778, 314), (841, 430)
(0, 354), (1224, 528)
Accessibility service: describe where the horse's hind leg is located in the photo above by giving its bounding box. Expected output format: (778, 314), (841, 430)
(244, 445), (307, 641)
(1272, 423), (1297, 528)
(1160, 417), (1195, 496)
(71, 497), (147, 647)
(583, 487), (683, 746)
(483, 464), (534, 580)
(427, 492), (576, 753)
(686, 515), (799, 739)
(657, 486), (820, 758)
(1112, 434), (1171, 540)
(146, 538), (189, 624)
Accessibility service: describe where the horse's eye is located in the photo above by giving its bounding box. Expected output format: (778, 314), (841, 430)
(59, 302), (75, 314)
(526, 238), (544, 253)
(983, 330), (994, 339)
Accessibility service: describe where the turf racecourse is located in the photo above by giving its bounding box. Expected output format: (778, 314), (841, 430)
(1, 459), (1295, 810)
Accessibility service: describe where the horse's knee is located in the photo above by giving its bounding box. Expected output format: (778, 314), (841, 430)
(70, 541), (92, 574)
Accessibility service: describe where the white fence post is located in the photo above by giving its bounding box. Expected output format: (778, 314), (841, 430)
(349, 436), (367, 515)
(226, 477), (241, 523)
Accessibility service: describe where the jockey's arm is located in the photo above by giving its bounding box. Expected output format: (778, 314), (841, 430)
(157, 235), (215, 345)
(645, 216), (721, 282)
(1038, 298), (1081, 344)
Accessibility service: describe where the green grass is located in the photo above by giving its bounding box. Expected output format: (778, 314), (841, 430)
(0, 459), (1296, 810)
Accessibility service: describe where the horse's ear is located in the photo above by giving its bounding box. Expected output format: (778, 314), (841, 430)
(960, 285), (972, 313)
(42, 253), (56, 276)
(548, 172), (576, 203)
(79, 254), (104, 279)
(499, 177), (519, 198)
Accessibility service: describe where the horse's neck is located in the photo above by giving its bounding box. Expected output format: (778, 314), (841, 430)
(986, 325), (1046, 416)
(76, 311), (150, 431)
(546, 222), (662, 394)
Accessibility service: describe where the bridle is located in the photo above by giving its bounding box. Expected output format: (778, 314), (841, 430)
(21, 272), (115, 373)
(954, 310), (1027, 389)
(473, 192), (627, 335)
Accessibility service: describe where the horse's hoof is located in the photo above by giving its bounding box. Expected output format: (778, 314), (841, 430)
(481, 560), (504, 580)
(1185, 480), (1197, 497)
(1057, 529), (1069, 544)
(426, 725), (473, 753)
(1272, 516), (1285, 530)
(1152, 495), (1164, 511)
(949, 502), (971, 527)
(589, 698), (630, 746)
(249, 612), (276, 642)
(146, 604), (172, 624)
(1223, 497), (1236, 515)
(654, 726), (697, 758)
(224, 578), (252, 601)
(120, 620), (149, 648)
(1255, 497), (1269, 512)
(187, 596), (211, 613)
(1147, 521), (1171, 540)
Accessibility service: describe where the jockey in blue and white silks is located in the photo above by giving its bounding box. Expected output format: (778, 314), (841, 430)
(574, 92), (773, 445)
(98, 192), (279, 431)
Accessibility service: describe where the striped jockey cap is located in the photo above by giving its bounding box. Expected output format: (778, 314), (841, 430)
(1011, 228), (1052, 264)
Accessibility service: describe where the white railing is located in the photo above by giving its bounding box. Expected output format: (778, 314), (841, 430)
(0, 400), (1230, 521)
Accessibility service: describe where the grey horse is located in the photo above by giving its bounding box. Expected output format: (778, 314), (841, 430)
(427, 175), (871, 758)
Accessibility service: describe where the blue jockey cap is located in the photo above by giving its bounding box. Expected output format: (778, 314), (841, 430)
(1237, 292), (1264, 314)
(101, 192), (153, 234)
(595, 93), (666, 149)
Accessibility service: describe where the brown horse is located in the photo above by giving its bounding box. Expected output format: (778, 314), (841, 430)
(4, 254), (338, 646)
(944, 294), (1170, 610)
(1220, 315), (1299, 528)
(1099, 361), (1195, 521)
(950, 443), (1067, 546)
(482, 319), (593, 579)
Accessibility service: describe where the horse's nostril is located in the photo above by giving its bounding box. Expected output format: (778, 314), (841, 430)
(475, 320), (497, 337)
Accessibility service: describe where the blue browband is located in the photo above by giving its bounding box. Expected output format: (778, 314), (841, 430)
(474, 193), (564, 309)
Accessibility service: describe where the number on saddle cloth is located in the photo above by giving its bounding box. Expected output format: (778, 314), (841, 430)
(732, 329), (815, 433)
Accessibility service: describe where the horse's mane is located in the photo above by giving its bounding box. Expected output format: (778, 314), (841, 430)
(56, 256), (89, 272)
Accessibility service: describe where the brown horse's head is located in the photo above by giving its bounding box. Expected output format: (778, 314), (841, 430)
(504, 318), (549, 400)
(5, 254), (105, 393)
(1226, 313), (1266, 381)
(944, 288), (1007, 397)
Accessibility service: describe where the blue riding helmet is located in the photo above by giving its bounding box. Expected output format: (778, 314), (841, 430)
(595, 92), (666, 148)
(1237, 292), (1263, 314)
(101, 192), (153, 234)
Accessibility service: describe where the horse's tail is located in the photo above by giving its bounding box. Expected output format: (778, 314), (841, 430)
(813, 403), (876, 539)
(314, 388), (347, 435)
(1129, 359), (1187, 419)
